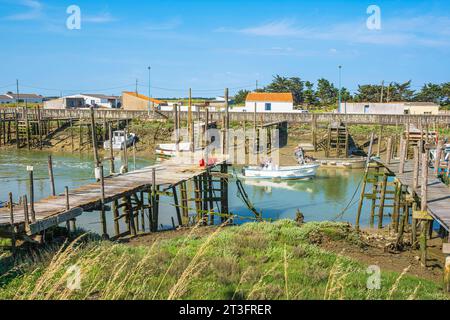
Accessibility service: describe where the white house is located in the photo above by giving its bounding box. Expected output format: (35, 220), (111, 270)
(2, 92), (43, 104)
(67, 94), (121, 108)
(340, 102), (439, 115)
(237, 92), (294, 113)
(0, 95), (13, 104)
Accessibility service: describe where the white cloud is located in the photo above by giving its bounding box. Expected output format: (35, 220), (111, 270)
(216, 16), (450, 48)
(143, 17), (182, 31)
(84, 12), (116, 24)
(4, 0), (43, 21)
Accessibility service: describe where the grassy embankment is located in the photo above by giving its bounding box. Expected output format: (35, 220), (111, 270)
(0, 220), (447, 300)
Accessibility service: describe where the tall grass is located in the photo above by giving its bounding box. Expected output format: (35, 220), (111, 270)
(0, 220), (447, 300)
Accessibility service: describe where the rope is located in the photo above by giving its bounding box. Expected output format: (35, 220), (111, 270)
(233, 169), (262, 221)
(331, 172), (365, 221)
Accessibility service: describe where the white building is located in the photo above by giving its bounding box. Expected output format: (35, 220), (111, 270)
(237, 92), (294, 113)
(0, 95), (13, 104)
(340, 102), (439, 115)
(67, 94), (121, 108)
(1, 93), (43, 104)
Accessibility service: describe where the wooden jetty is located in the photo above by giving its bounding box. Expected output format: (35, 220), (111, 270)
(355, 132), (450, 291)
(0, 156), (230, 241)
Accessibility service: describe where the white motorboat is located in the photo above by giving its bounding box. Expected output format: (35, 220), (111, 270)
(242, 163), (320, 180)
(103, 130), (137, 150)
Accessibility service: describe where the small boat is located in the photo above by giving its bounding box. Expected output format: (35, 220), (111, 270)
(318, 157), (366, 169)
(103, 130), (137, 150)
(242, 163), (320, 180)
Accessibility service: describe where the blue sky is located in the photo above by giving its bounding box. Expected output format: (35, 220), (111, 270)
(0, 0), (449, 97)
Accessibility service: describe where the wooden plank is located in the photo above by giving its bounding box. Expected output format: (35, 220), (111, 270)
(412, 210), (434, 221)
(29, 208), (83, 235)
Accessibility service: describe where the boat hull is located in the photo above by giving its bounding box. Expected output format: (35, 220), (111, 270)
(242, 164), (320, 180)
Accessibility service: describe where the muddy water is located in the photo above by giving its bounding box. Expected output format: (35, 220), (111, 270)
(0, 151), (376, 234)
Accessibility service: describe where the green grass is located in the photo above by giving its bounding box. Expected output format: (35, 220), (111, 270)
(0, 221), (447, 300)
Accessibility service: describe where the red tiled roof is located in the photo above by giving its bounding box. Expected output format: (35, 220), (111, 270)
(123, 92), (165, 104)
(246, 92), (293, 103)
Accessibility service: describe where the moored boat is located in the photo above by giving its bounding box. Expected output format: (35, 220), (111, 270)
(318, 157), (366, 169)
(103, 131), (137, 150)
(242, 163), (320, 180)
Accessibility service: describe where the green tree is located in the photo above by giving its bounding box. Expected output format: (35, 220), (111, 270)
(265, 75), (304, 105)
(414, 83), (443, 104)
(303, 81), (318, 107)
(233, 89), (250, 105)
(316, 78), (338, 105)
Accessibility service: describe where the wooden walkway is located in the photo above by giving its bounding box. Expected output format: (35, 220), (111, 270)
(0, 157), (226, 238)
(380, 159), (450, 232)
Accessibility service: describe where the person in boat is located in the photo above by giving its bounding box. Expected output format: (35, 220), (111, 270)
(294, 145), (305, 164)
(260, 157), (273, 168)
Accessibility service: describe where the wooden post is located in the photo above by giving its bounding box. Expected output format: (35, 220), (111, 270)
(392, 180), (401, 232)
(140, 191), (145, 232)
(37, 107), (42, 149)
(48, 155), (56, 196)
(70, 117), (74, 152)
(220, 163), (229, 222)
(15, 111), (19, 149)
(207, 170), (215, 225)
(386, 137), (393, 164)
(434, 139), (443, 176)
(405, 121), (410, 160)
(312, 113), (317, 152)
(123, 127), (129, 172)
(99, 165), (109, 239)
(27, 166), (35, 222)
(174, 104), (180, 152)
(399, 137), (406, 174)
(90, 107), (100, 170)
(23, 194), (30, 232)
(65, 186), (71, 232)
(151, 168), (157, 231)
(25, 108), (30, 149)
(180, 181), (189, 224)
(421, 151), (429, 212)
(109, 123), (115, 174)
(193, 176), (202, 222)
(172, 186), (182, 226)
(411, 201), (418, 248)
(377, 173), (388, 229)
(355, 132), (375, 230)
(112, 200), (120, 237)
(377, 125), (383, 157)
(369, 167), (379, 228)
(9, 192), (15, 252)
(188, 88), (194, 152)
(420, 151), (429, 267)
(133, 140), (136, 171)
(412, 146), (419, 192)
(202, 172), (209, 224)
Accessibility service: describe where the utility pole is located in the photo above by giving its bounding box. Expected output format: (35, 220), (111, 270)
(380, 80), (385, 103)
(135, 79), (138, 96)
(338, 66), (342, 113)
